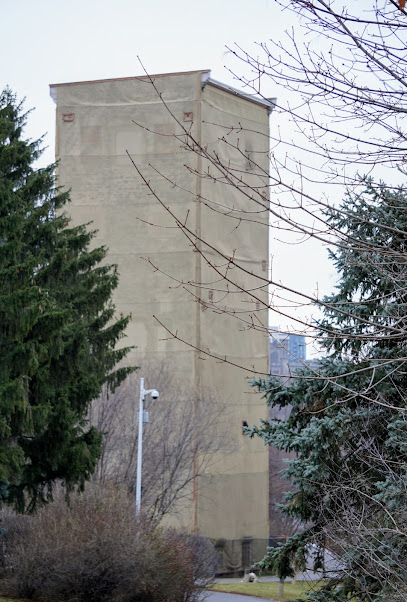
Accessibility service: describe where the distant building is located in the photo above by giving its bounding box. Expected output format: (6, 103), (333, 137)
(269, 330), (308, 376)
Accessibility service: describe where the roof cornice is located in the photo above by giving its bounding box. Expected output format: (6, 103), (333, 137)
(202, 75), (276, 114)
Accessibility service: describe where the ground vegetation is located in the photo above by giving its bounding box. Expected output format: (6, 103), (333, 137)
(0, 484), (216, 602)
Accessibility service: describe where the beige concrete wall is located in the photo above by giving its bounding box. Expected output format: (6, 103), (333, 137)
(193, 84), (270, 538)
(52, 71), (270, 541)
(53, 73), (200, 376)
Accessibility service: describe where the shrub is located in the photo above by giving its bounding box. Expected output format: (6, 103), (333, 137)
(186, 534), (218, 589)
(0, 484), (213, 601)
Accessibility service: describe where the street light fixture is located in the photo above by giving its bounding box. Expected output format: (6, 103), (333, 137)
(135, 377), (159, 517)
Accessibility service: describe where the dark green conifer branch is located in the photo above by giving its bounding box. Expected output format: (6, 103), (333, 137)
(250, 181), (407, 600)
(0, 88), (134, 512)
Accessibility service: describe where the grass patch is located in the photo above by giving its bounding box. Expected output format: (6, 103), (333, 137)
(212, 580), (324, 600)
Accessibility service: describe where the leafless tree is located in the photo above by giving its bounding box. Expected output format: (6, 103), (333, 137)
(126, 2), (407, 596)
(88, 357), (232, 523)
(126, 1), (407, 392)
(301, 422), (407, 597)
(0, 484), (216, 602)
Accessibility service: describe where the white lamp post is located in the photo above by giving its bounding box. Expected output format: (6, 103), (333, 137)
(135, 377), (159, 518)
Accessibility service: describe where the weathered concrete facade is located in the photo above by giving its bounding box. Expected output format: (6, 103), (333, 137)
(50, 70), (271, 545)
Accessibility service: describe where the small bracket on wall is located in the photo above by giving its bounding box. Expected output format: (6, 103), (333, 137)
(183, 111), (193, 122)
(62, 113), (75, 122)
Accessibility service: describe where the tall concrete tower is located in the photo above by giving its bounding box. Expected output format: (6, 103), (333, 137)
(50, 70), (272, 568)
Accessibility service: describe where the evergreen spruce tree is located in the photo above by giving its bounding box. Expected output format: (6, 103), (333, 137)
(0, 88), (133, 511)
(251, 181), (407, 600)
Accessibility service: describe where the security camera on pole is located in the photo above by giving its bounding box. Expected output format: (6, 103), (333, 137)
(136, 377), (159, 517)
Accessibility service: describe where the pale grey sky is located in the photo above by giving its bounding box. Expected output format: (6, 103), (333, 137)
(3, 0), (287, 166)
(2, 0), (334, 341)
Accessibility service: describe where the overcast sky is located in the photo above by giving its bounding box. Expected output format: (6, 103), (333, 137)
(3, 0), (289, 166)
(2, 0), (334, 346)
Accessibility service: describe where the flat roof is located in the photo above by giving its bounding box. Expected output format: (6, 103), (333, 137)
(49, 69), (275, 111)
(49, 70), (210, 102)
(49, 69), (210, 90)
